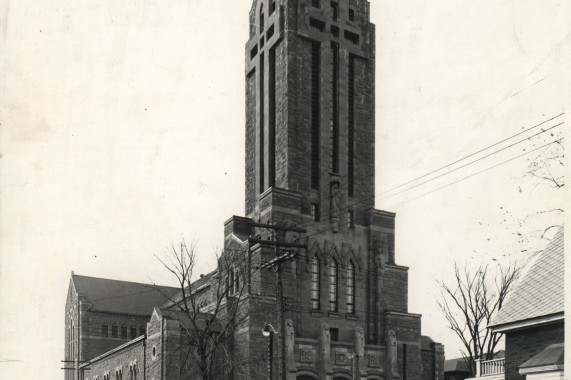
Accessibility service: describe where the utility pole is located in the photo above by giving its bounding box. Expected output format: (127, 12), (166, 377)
(253, 220), (306, 380)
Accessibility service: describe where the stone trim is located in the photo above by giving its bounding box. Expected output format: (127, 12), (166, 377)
(80, 335), (145, 368)
(519, 364), (564, 375)
(384, 311), (422, 318)
(489, 312), (564, 333)
(385, 264), (409, 271)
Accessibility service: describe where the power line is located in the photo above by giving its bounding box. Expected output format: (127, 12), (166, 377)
(398, 138), (565, 205)
(378, 112), (565, 195)
(377, 122), (564, 202)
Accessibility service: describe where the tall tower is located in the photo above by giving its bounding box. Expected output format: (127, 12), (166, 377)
(221, 1), (444, 379)
(245, 0), (375, 227)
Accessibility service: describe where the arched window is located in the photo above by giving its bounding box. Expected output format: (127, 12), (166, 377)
(234, 269), (240, 294)
(69, 322), (75, 360)
(329, 258), (338, 312)
(133, 364), (137, 380)
(310, 256), (320, 310)
(346, 261), (355, 314)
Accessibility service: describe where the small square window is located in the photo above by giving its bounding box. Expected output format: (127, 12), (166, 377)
(330, 327), (339, 341)
(312, 0), (320, 8)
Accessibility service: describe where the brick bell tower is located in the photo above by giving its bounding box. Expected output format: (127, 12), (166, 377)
(244, 0), (375, 226)
(222, 1), (444, 379)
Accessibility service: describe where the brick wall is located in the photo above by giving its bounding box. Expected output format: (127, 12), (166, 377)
(245, 69), (257, 215)
(145, 311), (163, 380)
(382, 266), (408, 313)
(81, 311), (149, 364)
(422, 350), (435, 380)
(81, 338), (145, 380)
(504, 322), (564, 380)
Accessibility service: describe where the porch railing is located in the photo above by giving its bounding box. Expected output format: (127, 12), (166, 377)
(476, 358), (505, 377)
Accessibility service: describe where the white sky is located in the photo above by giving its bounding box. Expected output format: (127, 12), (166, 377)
(1, 0), (569, 378)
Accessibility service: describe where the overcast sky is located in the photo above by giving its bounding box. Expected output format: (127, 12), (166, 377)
(1, 0), (569, 378)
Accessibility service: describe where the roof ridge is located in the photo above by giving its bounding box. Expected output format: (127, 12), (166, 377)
(72, 273), (179, 290)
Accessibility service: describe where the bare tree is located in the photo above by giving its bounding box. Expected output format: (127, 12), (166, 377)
(523, 138), (565, 190)
(518, 137), (565, 242)
(154, 241), (250, 380)
(438, 262), (521, 376)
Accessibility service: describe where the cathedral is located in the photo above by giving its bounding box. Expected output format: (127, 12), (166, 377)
(64, 1), (445, 379)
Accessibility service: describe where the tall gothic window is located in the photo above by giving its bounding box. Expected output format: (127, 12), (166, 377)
(69, 321), (75, 360)
(346, 261), (355, 314)
(329, 258), (338, 311)
(259, 4), (265, 33)
(229, 270), (235, 294)
(311, 256), (320, 309)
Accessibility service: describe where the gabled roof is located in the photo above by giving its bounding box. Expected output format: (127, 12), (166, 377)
(72, 274), (179, 316)
(490, 227), (564, 329)
(153, 308), (220, 331)
(159, 270), (217, 309)
(520, 343), (564, 369)
(444, 358), (470, 373)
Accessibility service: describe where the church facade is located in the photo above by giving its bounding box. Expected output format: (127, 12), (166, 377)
(64, 1), (445, 379)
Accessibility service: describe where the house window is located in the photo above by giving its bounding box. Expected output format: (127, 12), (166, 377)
(329, 258), (338, 311)
(102, 323), (108, 338)
(139, 327), (145, 337)
(347, 210), (354, 228)
(130, 327), (137, 339)
(111, 324), (118, 338)
(312, 0), (320, 7)
(311, 203), (320, 222)
(234, 270), (240, 294)
(346, 261), (355, 314)
(311, 256), (320, 309)
(121, 325), (127, 339)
